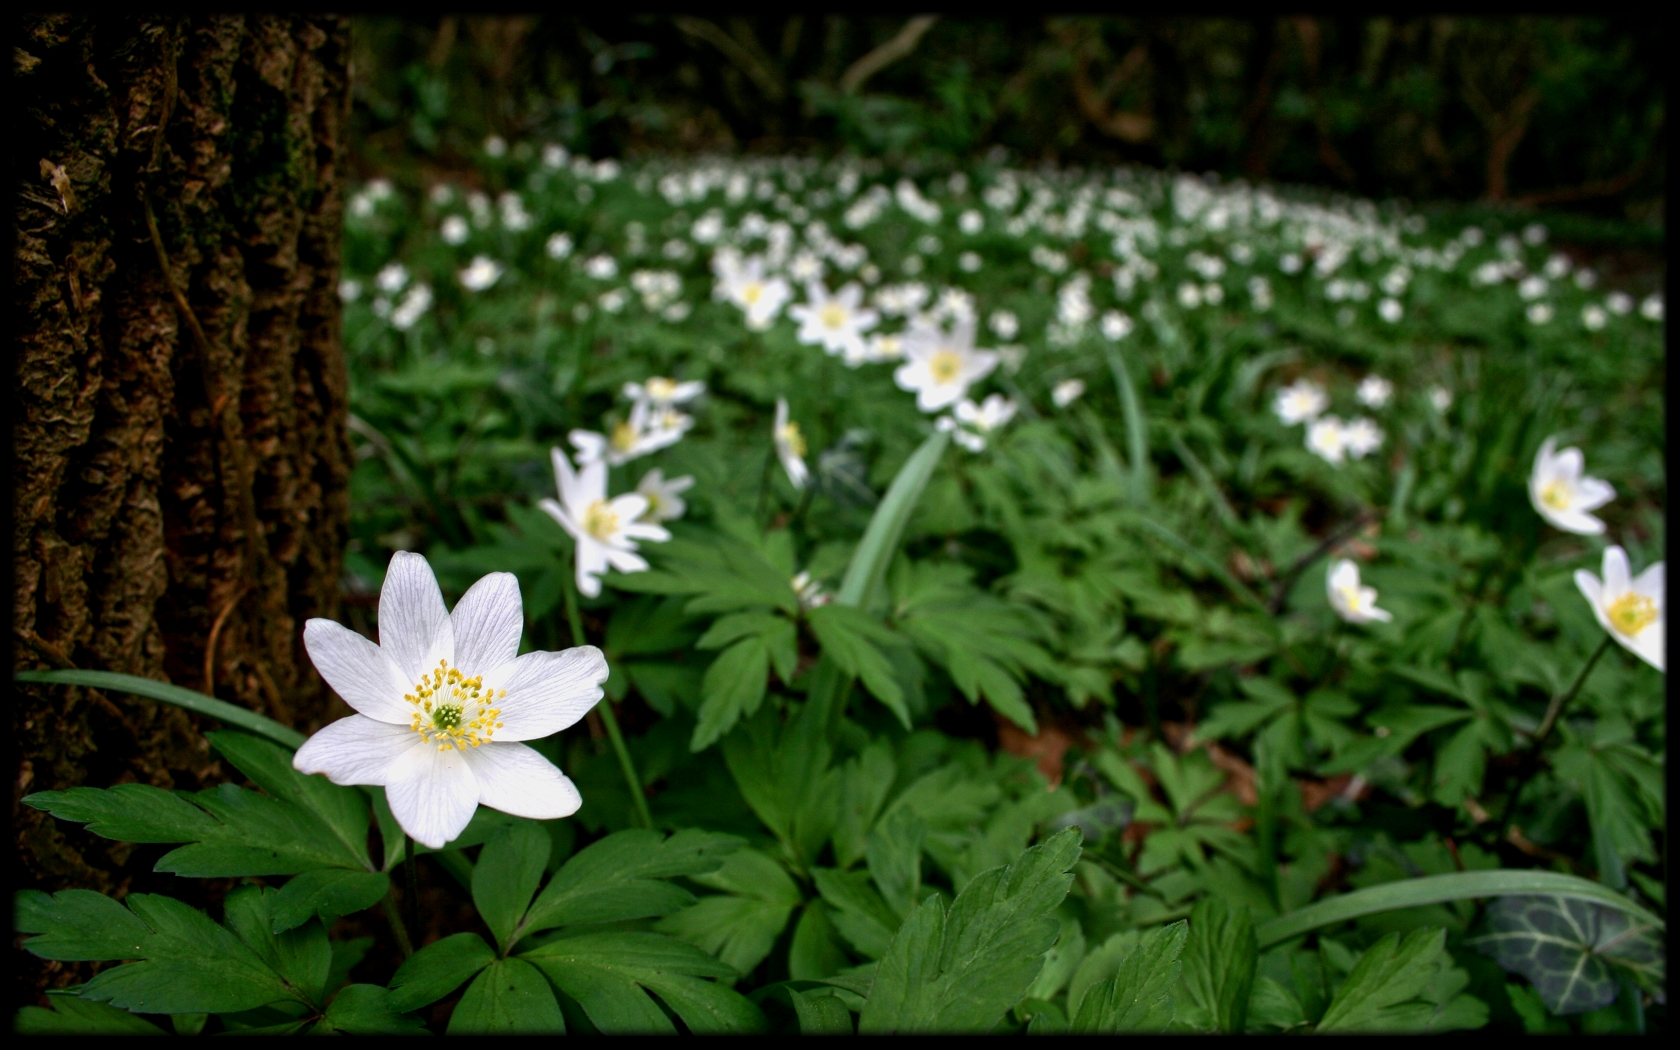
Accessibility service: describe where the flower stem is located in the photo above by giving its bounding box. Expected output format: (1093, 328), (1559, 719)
(563, 571), (654, 830)
(381, 891), (414, 958)
(404, 836), (421, 945)
(1497, 634), (1614, 835)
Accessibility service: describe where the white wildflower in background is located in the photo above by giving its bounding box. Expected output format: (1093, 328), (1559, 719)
(1428, 386), (1453, 412)
(1576, 546), (1664, 672)
(1306, 416), (1348, 464)
(294, 552), (606, 848)
(1582, 305), (1607, 331)
(542, 143), (569, 169)
(390, 285), (433, 331)
(1342, 418), (1384, 459)
(376, 263), (410, 295)
(635, 468), (694, 525)
(440, 215), (470, 245)
(789, 281), (878, 362)
(545, 232), (574, 260)
(541, 447), (669, 599)
(894, 317), (1000, 412)
(1356, 376), (1393, 408)
(988, 310), (1019, 340)
(1378, 298), (1404, 323)
(1640, 294), (1663, 321)
(1177, 282), (1203, 309)
(1052, 379), (1087, 408)
(1274, 379), (1328, 425)
(339, 278), (362, 303)
(959, 209), (984, 235)
(1100, 310), (1135, 340)
(1327, 558), (1392, 625)
(570, 404), (689, 468)
(1518, 275), (1548, 301)
(1526, 302), (1554, 325)
(1528, 436), (1615, 535)
(958, 251), (982, 273)
(624, 377), (705, 409)
(938, 394), (1018, 452)
(719, 256), (792, 331)
(773, 398), (809, 490)
(483, 135), (507, 158)
(458, 256), (504, 292)
(1606, 292), (1633, 315)
(597, 289), (627, 314)
(792, 571), (831, 611)
(862, 333), (904, 364)
(584, 254), (619, 280)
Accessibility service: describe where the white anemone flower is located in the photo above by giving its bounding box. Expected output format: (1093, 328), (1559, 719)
(624, 377), (705, 409)
(1528, 436), (1615, 535)
(294, 552), (606, 849)
(570, 402), (690, 468)
(458, 255), (504, 292)
(774, 398), (809, 490)
(1052, 378), (1087, 408)
(938, 394), (1017, 452)
(893, 317), (1000, 413)
(1327, 558), (1392, 624)
(1356, 375), (1393, 408)
(1275, 379), (1327, 425)
(788, 281), (878, 361)
(635, 468), (694, 524)
(1306, 416), (1348, 464)
(1575, 546), (1664, 672)
(540, 448), (669, 598)
(1342, 418), (1384, 460)
(721, 256), (792, 331)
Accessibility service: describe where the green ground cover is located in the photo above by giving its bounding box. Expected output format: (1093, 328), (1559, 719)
(19, 147), (1665, 1034)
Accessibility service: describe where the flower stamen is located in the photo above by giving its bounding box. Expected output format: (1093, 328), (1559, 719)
(1607, 592), (1657, 636)
(405, 658), (506, 751)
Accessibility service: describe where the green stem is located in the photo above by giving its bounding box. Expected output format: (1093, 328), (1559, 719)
(381, 891), (414, 958)
(404, 836), (421, 946)
(1497, 634), (1614, 834)
(563, 571), (654, 830)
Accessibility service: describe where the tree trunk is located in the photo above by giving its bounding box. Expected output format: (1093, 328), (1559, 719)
(13, 12), (352, 932)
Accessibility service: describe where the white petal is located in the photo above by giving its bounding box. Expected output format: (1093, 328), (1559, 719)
(604, 547), (649, 574)
(1574, 477), (1616, 510)
(1551, 508), (1606, 535)
(1574, 569), (1605, 610)
(1553, 446), (1585, 481)
(1602, 546), (1632, 594)
(484, 645), (607, 739)
(451, 572), (524, 678)
(1631, 562), (1665, 606)
(621, 521), (670, 543)
(293, 715), (415, 785)
(576, 539), (609, 598)
(385, 740), (480, 849)
(609, 493), (651, 523)
(539, 498), (581, 541)
(379, 552), (455, 683)
(464, 742), (583, 820)
(1624, 622), (1664, 673)
(303, 619), (414, 722)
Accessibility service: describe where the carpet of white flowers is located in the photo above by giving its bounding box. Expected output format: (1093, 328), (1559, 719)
(16, 142), (1666, 1036)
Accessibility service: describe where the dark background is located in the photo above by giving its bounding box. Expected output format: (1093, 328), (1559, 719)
(349, 15), (1664, 228)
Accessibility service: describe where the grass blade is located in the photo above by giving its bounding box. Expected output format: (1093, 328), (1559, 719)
(1255, 870), (1664, 949)
(837, 430), (949, 608)
(15, 669), (306, 750)
(1104, 345), (1150, 502)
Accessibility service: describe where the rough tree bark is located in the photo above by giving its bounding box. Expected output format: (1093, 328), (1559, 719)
(12, 12), (353, 958)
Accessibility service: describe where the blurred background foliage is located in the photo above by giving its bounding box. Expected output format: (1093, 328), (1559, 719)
(349, 16), (1664, 228)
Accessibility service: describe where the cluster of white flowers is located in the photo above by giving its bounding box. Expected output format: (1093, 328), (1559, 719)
(1273, 377), (1386, 465)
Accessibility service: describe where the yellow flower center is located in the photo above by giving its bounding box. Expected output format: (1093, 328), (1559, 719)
(582, 499), (620, 541)
(642, 491), (663, 517)
(1337, 585), (1366, 613)
(820, 304), (848, 329)
(611, 421), (638, 452)
(930, 349), (962, 384)
(741, 282), (764, 306)
(1540, 479), (1573, 510)
(876, 336), (902, 359)
(646, 377), (677, 400)
(406, 659), (504, 751)
(1606, 592), (1657, 636)
(778, 421), (807, 459)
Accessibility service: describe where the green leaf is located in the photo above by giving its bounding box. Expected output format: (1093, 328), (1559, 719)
(473, 822), (552, 954)
(838, 430), (949, 608)
(1470, 895), (1665, 1016)
(657, 848), (801, 977)
(719, 703), (841, 871)
(866, 806), (927, 920)
(23, 887), (295, 1014)
(834, 742), (897, 869)
(691, 636), (770, 751)
(270, 870), (390, 934)
(1315, 928), (1476, 1032)
(521, 931), (766, 1034)
(518, 828), (739, 943)
(320, 984), (428, 1035)
(807, 604), (908, 727)
(206, 731), (373, 870)
(386, 932), (497, 1013)
(1069, 920), (1186, 1032)
(1103, 344), (1151, 502)
(1181, 897), (1257, 1033)
(14, 990), (169, 1034)
(789, 987), (855, 1033)
(222, 886), (333, 1010)
(789, 902), (850, 980)
(14, 670), (306, 749)
(448, 958), (564, 1034)
(857, 827), (1081, 1033)
(1256, 870), (1665, 949)
(812, 867), (902, 959)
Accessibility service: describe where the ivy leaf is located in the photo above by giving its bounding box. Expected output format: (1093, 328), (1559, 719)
(447, 958), (564, 1034)
(857, 827), (1081, 1033)
(1471, 895), (1665, 1016)
(1068, 920), (1186, 1032)
(520, 931), (767, 1034)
